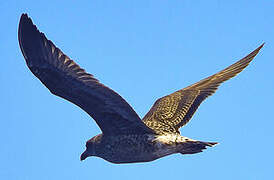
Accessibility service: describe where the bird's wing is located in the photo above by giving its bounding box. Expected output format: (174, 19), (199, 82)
(19, 14), (154, 135)
(143, 44), (264, 134)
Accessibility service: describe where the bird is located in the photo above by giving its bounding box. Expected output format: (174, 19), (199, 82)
(18, 13), (264, 164)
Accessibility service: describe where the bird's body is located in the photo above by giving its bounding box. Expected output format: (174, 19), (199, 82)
(82, 133), (216, 163)
(86, 133), (162, 163)
(18, 13), (263, 164)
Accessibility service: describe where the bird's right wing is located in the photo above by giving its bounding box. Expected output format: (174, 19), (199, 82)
(143, 44), (264, 134)
(19, 14), (154, 135)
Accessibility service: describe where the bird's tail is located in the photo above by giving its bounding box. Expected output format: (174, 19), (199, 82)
(179, 140), (218, 155)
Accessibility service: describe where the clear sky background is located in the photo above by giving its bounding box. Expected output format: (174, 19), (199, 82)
(1, 1), (274, 180)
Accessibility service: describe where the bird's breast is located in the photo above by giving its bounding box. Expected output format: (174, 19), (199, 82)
(95, 134), (184, 163)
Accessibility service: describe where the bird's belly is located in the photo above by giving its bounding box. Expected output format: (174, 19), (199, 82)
(98, 134), (178, 164)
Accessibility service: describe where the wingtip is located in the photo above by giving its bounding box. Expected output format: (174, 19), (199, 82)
(258, 42), (265, 50)
(19, 13), (30, 26)
(245, 43), (265, 60)
(18, 13), (41, 45)
(251, 42), (264, 52)
(18, 13), (33, 59)
(19, 13), (34, 28)
(20, 13), (28, 18)
(18, 13), (45, 65)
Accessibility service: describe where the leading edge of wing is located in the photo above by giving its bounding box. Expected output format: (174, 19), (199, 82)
(18, 13), (154, 135)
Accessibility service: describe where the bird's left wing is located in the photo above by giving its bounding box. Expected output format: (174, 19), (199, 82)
(19, 14), (154, 135)
(143, 44), (264, 134)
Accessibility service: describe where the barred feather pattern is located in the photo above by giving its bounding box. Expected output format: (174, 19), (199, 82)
(143, 44), (264, 134)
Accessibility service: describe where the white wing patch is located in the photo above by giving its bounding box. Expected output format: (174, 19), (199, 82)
(153, 134), (190, 145)
(150, 134), (197, 158)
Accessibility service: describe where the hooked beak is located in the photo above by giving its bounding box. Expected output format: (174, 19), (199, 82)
(80, 150), (88, 161)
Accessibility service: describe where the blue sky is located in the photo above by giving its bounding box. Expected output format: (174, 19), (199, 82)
(1, 1), (274, 179)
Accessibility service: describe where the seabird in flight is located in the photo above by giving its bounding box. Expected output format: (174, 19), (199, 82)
(18, 13), (264, 164)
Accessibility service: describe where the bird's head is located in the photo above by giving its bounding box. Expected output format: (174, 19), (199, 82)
(80, 134), (102, 161)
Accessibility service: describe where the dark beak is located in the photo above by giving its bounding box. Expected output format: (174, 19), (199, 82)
(80, 151), (88, 161)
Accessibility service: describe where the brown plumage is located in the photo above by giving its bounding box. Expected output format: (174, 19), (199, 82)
(19, 13), (264, 164)
(143, 44), (263, 134)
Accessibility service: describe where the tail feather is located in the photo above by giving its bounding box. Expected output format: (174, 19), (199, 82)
(179, 140), (218, 155)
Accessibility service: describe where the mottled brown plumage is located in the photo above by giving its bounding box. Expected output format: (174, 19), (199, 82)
(143, 45), (263, 134)
(19, 13), (263, 164)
